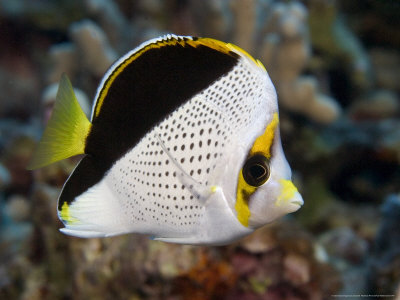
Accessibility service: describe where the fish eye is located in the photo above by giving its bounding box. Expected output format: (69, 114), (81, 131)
(242, 154), (270, 187)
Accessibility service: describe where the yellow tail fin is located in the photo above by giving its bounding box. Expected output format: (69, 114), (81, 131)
(28, 74), (91, 170)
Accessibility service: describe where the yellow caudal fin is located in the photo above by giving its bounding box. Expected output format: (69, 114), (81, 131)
(27, 74), (92, 170)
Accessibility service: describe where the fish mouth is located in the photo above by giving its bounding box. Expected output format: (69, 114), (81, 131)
(284, 191), (304, 213)
(291, 200), (304, 207)
(276, 179), (304, 209)
(290, 192), (304, 207)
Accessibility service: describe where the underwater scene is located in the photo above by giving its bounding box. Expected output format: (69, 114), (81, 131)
(1, 0), (400, 299)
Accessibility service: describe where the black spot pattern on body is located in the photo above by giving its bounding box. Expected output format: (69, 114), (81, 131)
(108, 60), (269, 231)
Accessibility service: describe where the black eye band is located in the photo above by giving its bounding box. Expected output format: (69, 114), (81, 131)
(242, 154), (270, 187)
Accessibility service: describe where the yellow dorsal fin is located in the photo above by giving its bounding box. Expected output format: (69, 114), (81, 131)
(27, 74), (91, 170)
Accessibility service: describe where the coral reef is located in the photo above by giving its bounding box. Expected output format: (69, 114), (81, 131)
(369, 48), (400, 92)
(367, 194), (400, 297)
(0, 0), (399, 299)
(46, 18), (118, 111)
(258, 1), (342, 124)
(308, 0), (372, 90)
(68, 20), (118, 78)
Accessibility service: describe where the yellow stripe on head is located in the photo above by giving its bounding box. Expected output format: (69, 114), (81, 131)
(235, 170), (256, 227)
(234, 112), (279, 227)
(249, 112), (279, 158)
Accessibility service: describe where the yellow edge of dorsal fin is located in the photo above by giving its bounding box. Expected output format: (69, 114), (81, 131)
(93, 36), (238, 118)
(192, 38), (233, 55)
(27, 74), (92, 170)
(195, 38), (263, 69)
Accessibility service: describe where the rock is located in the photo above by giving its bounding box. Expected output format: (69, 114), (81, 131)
(2, 136), (36, 195)
(367, 194), (400, 296)
(370, 48), (400, 91)
(4, 195), (30, 222)
(0, 163), (11, 190)
(283, 253), (310, 285)
(0, 55), (40, 120)
(319, 227), (368, 265)
(348, 90), (400, 120)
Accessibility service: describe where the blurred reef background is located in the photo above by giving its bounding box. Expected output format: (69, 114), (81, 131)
(0, 0), (399, 299)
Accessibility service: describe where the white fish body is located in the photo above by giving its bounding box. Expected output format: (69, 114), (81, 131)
(28, 35), (303, 245)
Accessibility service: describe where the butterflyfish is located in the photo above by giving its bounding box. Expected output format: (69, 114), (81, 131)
(28, 34), (303, 245)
